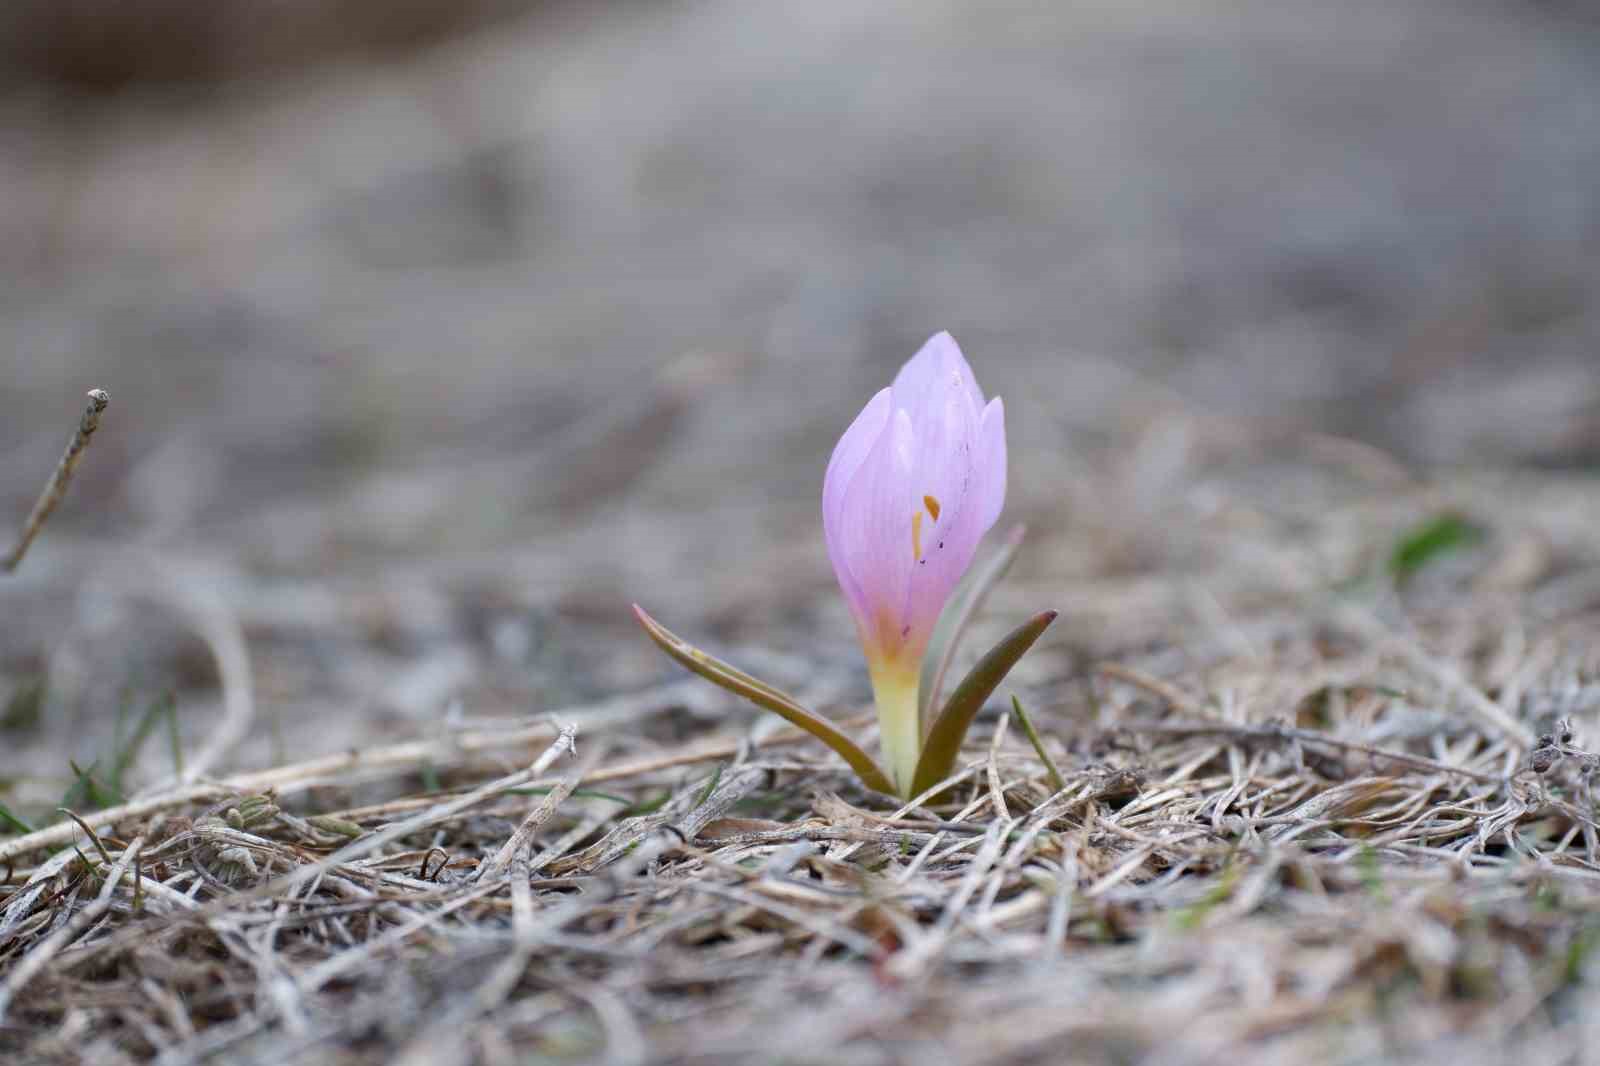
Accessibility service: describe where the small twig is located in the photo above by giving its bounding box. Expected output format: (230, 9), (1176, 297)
(475, 741), (602, 883)
(986, 711), (1012, 821)
(3, 388), (109, 573)
(416, 848), (449, 881)
(57, 808), (112, 865)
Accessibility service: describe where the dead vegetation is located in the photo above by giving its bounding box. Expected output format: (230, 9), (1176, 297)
(5, 492), (1600, 1064)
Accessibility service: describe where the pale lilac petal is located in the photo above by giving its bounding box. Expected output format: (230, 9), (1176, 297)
(891, 332), (984, 418)
(972, 397), (1007, 531)
(834, 409), (916, 652)
(901, 375), (984, 639)
(822, 387), (892, 535)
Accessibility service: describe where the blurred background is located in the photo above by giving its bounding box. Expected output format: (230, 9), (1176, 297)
(2, 0), (1598, 799)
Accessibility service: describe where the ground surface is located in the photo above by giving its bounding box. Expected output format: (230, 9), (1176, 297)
(3, 2), (1600, 1063)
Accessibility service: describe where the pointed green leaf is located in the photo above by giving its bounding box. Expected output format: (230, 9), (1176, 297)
(1010, 693), (1066, 793)
(632, 605), (896, 794)
(918, 524), (1025, 733)
(1388, 513), (1482, 581)
(911, 610), (1057, 797)
(0, 802), (33, 835)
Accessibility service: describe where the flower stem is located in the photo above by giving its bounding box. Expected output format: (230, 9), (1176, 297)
(869, 662), (922, 797)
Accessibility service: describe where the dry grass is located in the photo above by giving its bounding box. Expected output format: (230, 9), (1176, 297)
(6, 514), (1600, 1065)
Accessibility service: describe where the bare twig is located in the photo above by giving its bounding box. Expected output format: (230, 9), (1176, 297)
(475, 741), (603, 883)
(3, 388), (109, 573)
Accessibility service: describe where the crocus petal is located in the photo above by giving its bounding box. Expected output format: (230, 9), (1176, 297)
(834, 408), (916, 654)
(823, 386), (893, 542)
(891, 331), (984, 419)
(900, 366), (984, 641)
(972, 397), (1007, 532)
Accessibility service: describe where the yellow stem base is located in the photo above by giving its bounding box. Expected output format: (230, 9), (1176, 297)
(868, 662), (922, 797)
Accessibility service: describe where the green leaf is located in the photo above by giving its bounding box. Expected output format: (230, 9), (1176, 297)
(633, 605), (896, 795)
(62, 759), (120, 812)
(911, 610), (1057, 797)
(918, 524), (1025, 732)
(1389, 513), (1482, 580)
(692, 764), (724, 809)
(1010, 693), (1065, 793)
(0, 801), (33, 835)
(306, 815), (364, 839)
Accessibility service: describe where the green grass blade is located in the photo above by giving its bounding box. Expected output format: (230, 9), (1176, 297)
(0, 802), (33, 835)
(1389, 513), (1482, 581)
(911, 610), (1057, 797)
(62, 758), (120, 812)
(633, 604), (896, 795)
(1010, 693), (1065, 793)
(693, 764), (724, 809)
(918, 524), (1025, 732)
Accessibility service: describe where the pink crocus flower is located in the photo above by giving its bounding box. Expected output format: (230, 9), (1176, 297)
(822, 332), (1007, 793)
